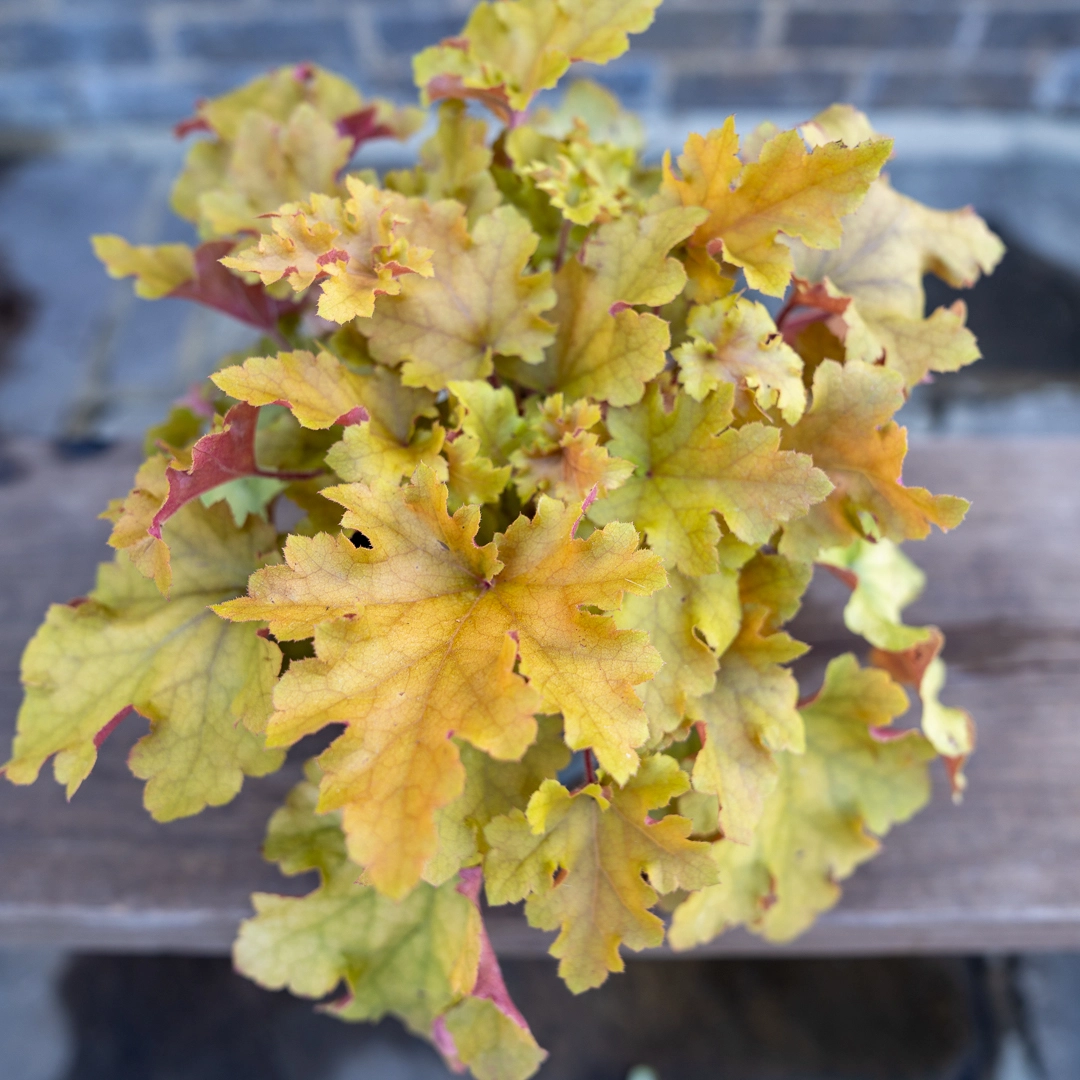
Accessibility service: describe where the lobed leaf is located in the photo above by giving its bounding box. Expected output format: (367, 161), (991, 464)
(414, 0), (661, 117)
(508, 207), (705, 404)
(675, 294), (806, 423)
(615, 559), (747, 742)
(670, 654), (934, 948)
(363, 205), (556, 390)
(223, 177), (435, 322)
(779, 361), (968, 561)
(213, 349), (371, 430)
(216, 466), (666, 897)
(6, 503), (283, 818)
(591, 381), (832, 574)
(238, 769), (544, 1074)
(484, 754), (716, 992)
(661, 118), (891, 296)
(426, 717), (571, 886)
(386, 100), (502, 223)
(437, 868), (548, 1079)
(510, 393), (633, 503)
(819, 537), (933, 653)
(689, 554), (811, 842)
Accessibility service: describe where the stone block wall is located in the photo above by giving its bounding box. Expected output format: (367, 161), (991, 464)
(2, 1), (1080, 132)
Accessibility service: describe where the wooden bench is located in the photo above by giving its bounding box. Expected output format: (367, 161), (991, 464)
(2, 437), (1078, 957)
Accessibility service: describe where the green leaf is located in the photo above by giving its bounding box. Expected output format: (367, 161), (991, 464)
(426, 717), (571, 886)
(818, 537), (933, 652)
(442, 996), (547, 1080)
(235, 767), (481, 1034)
(591, 380), (831, 573)
(6, 502), (284, 819)
(671, 655), (933, 948)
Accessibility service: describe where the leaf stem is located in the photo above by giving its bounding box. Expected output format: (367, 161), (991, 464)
(553, 220), (571, 272)
(252, 466), (324, 482)
(583, 748), (596, 785)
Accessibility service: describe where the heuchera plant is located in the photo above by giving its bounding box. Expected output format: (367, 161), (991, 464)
(4, 0), (1003, 1075)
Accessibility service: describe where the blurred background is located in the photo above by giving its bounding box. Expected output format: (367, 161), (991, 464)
(2, 1), (1080, 1078)
(1, 0), (1080, 448)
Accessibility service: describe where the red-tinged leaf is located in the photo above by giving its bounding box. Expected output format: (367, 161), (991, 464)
(871, 627), (975, 798)
(433, 867), (546, 1078)
(455, 868), (531, 1030)
(337, 106), (399, 153)
(778, 278), (853, 345)
(150, 402), (324, 539)
(170, 241), (301, 333)
(150, 402), (262, 539)
(174, 111), (211, 139)
(426, 72), (516, 126)
(869, 626), (944, 689)
(868, 724), (919, 744)
(334, 405), (370, 427)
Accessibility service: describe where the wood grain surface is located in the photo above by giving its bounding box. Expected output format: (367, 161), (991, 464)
(1, 437), (1078, 957)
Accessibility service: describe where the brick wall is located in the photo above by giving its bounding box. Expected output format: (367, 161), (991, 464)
(3, 0), (1080, 132)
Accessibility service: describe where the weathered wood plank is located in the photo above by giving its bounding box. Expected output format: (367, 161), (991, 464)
(1, 437), (1078, 956)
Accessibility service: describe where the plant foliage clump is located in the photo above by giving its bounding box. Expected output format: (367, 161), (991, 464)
(4, 1), (1002, 1074)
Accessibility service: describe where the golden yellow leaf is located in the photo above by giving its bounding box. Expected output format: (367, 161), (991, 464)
(327, 420), (447, 486)
(363, 205), (555, 391)
(446, 434), (513, 507)
(414, 0), (661, 116)
(790, 183), (1002, 385)
(194, 65), (364, 138)
(222, 177), (435, 322)
(661, 118), (891, 295)
(509, 207), (704, 405)
(506, 89), (642, 227)
(445, 380), (524, 507)
(484, 754), (716, 992)
(92, 236), (195, 298)
(315, 362), (446, 485)
(213, 349), (370, 429)
(799, 103), (877, 150)
(426, 716), (570, 886)
(448, 380), (526, 467)
(186, 64), (421, 145)
(790, 107), (1003, 386)
(178, 105), (354, 240)
(676, 294), (806, 423)
(171, 65), (422, 239)
(616, 560), (747, 742)
(690, 554), (810, 843)
(216, 466), (665, 897)
(386, 100), (502, 223)
(779, 360), (968, 561)
(102, 453), (173, 594)
(510, 394), (633, 503)
(531, 78), (645, 150)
